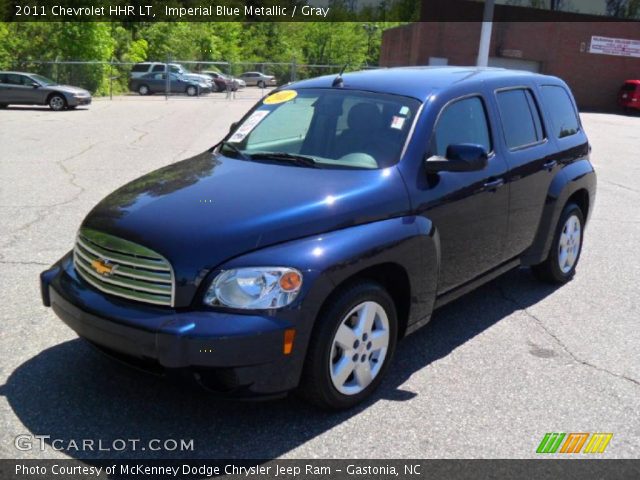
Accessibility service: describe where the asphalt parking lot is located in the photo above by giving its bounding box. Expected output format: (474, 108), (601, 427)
(0, 92), (638, 460)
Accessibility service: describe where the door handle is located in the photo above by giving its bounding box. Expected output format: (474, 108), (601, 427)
(543, 160), (557, 171)
(483, 178), (504, 191)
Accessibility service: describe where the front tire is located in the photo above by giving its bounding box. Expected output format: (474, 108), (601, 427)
(298, 281), (398, 410)
(48, 94), (66, 111)
(257, 80), (265, 88)
(186, 85), (198, 97)
(532, 202), (584, 284)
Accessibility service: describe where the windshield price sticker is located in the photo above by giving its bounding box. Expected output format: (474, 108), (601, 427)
(229, 110), (270, 142)
(264, 90), (298, 105)
(391, 116), (406, 130)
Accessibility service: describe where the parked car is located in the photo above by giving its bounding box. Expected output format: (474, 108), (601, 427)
(41, 67), (596, 409)
(239, 71), (277, 88)
(618, 80), (640, 113)
(0, 71), (91, 111)
(130, 62), (213, 86)
(202, 71), (244, 92)
(129, 72), (211, 96)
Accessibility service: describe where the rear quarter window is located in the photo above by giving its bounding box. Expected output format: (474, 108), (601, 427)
(540, 85), (580, 139)
(131, 64), (149, 73)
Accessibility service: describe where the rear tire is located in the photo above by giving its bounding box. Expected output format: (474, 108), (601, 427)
(0, 104), (7, 109)
(48, 94), (66, 111)
(531, 202), (584, 284)
(298, 281), (398, 410)
(138, 84), (150, 96)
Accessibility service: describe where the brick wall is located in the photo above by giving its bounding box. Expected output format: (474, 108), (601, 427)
(380, 22), (640, 111)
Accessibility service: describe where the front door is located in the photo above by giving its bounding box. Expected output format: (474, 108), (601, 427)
(411, 95), (509, 294)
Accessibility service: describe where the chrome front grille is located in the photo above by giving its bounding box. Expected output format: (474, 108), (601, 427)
(73, 228), (175, 307)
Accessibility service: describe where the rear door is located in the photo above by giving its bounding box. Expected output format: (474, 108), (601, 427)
(0, 73), (9, 103)
(2, 73), (32, 104)
(492, 85), (556, 259)
(148, 73), (165, 93)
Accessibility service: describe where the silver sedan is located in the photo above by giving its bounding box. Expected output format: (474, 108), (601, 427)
(0, 72), (92, 111)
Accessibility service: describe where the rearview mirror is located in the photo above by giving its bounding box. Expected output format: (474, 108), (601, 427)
(229, 121), (239, 133)
(424, 143), (488, 173)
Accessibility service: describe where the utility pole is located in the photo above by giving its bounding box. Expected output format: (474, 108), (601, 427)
(476, 0), (495, 67)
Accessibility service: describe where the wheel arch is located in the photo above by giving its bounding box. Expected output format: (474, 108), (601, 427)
(45, 91), (65, 105)
(316, 262), (413, 340)
(522, 159), (596, 266)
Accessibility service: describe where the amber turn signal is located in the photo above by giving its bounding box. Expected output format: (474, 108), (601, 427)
(279, 271), (302, 292)
(283, 329), (296, 355)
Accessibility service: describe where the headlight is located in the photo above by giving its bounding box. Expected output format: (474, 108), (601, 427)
(204, 267), (303, 309)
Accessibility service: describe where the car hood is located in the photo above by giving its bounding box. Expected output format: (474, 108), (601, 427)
(81, 150), (410, 306)
(53, 85), (91, 96)
(184, 74), (211, 81)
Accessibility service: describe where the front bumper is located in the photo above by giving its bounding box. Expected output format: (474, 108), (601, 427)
(40, 254), (301, 397)
(68, 96), (92, 107)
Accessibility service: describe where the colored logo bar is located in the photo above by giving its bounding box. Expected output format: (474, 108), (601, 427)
(537, 433), (612, 454)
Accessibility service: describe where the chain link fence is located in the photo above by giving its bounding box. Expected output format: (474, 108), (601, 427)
(9, 60), (377, 98)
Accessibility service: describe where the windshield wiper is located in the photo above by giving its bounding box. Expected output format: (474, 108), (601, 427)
(218, 141), (250, 160)
(248, 152), (321, 168)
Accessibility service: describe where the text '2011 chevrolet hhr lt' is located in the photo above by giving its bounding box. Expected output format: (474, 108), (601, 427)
(41, 67), (596, 409)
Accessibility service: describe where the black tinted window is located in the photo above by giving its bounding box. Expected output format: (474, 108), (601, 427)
(4, 74), (24, 86)
(497, 89), (544, 149)
(433, 97), (491, 157)
(131, 64), (148, 73)
(541, 86), (580, 139)
(621, 83), (636, 92)
(151, 64), (165, 72)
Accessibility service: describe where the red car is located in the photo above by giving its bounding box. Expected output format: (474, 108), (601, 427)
(618, 80), (640, 113)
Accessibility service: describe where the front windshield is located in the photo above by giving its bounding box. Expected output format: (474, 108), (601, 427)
(30, 74), (56, 86)
(221, 88), (420, 170)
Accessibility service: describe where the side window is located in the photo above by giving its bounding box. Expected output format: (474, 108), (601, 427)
(496, 88), (545, 149)
(151, 64), (165, 73)
(0, 74), (6, 84)
(540, 85), (580, 139)
(433, 96), (491, 157)
(131, 64), (148, 73)
(4, 74), (23, 85)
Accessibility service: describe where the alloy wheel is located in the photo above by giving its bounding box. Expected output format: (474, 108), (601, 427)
(49, 96), (65, 111)
(558, 214), (581, 274)
(329, 301), (390, 395)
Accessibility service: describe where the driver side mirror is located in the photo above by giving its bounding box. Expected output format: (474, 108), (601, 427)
(31, 82), (39, 88)
(424, 143), (488, 173)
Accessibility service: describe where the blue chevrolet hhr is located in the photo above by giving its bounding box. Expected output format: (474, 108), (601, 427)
(41, 67), (596, 409)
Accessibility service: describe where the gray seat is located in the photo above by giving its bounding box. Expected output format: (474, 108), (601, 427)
(333, 103), (385, 160)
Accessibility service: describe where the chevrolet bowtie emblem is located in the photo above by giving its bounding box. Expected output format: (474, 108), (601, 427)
(91, 259), (118, 276)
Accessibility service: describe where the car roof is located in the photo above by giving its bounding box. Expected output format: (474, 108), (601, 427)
(0, 71), (36, 75)
(288, 66), (562, 102)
